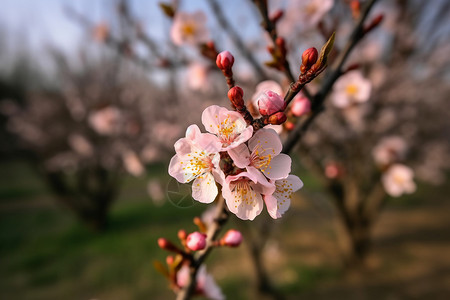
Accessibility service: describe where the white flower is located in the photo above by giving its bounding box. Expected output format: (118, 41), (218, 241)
(170, 11), (209, 46)
(331, 70), (372, 108)
(382, 164), (416, 197)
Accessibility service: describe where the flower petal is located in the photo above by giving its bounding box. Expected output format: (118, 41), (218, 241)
(263, 153), (292, 180)
(223, 183), (264, 221)
(228, 143), (251, 168)
(192, 172), (218, 203)
(248, 128), (282, 155)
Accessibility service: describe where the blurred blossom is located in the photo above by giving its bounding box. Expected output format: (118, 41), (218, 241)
(122, 150), (144, 177)
(170, 11), (209, 46)
(88, 106), (122, 136)
(382, 164), (416, 197)
(290, 93), (311, 117)
(372, 136), (407, 167)
(68, 134), (93, 157)
(92, 23), (109, 43)
(176, 265), (224, 300)
(147, 180), (165, 206)
(278, 0), (334, 35)
(331, 70), (372, 108)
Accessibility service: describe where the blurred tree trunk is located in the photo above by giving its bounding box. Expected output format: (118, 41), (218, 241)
(43, 166), (120, 232)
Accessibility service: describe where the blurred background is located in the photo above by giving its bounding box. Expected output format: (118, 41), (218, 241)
(0, 0), (449, 299)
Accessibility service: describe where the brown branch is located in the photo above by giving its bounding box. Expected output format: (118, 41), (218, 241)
(176, 195), (229, 300)
(282, 0), (379, 154)
(252, 0), (313, 101)
(208, 0), (268, 82)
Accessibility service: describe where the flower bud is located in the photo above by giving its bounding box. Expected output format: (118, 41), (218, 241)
(268, 112), (287, 125)
(178, 229), (187, 240)
(158, 238), (181, 253)
(291, 95), (311, 117)
(228, 86), (245, 110)
(300, 47), (318, 74)
(221, 229), (243, 247)
(258, 90), (285, 116)
(186, 232), (207, 251)
(216, 51), (234, 73)
(166, 255), (174, 265)
(284, 121), (295, 131)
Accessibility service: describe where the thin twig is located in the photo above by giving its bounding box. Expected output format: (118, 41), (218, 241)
(282, 0), (379, 154)
(208, 0), (268, 82)
(176, 196), (229, 300)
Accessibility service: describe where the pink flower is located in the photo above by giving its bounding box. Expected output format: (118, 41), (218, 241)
(201, 105), (253, 151)
(170, 11), (209, 46)
(258, 90), (285, 116)
(221, 229), (243, 247)
(168, 125), (224, 203)
(228, 128), (292, 180)
(290, 94), (311, 117)
(332, 70), (372, 108)
(177, 265), (224, 300)
(382, 164), (416, 197)
(264, 175), (303, 219)
(250, 81), (283, 116)
(186, 231), (207, 251)
(222, 171), (275, 220)
(372, 136), (407, 167)
(88, 106), (121, 135)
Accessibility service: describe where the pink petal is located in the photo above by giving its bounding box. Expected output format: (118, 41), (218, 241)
(263, 153), (292, 180)
(201, 105), (227, 135)
(264, 195), (281, 219)
(192, 172), (218, 203)
(224, 125), (253, 150)
(223, 183), (264, 221)
(248, 128), (282, 155)
(168, 154), (191, 183)
(246, 166), (275, 195)
(228, 143), (251, 168)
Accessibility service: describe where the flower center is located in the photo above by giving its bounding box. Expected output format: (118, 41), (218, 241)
(345, 84), (359, 96)
(218, 116), (238, 145)
(251, 144), (274, 173)
(232, 180), (257, 208)
(182, 23), (196, 36)
(393, 173), (405, 185)
(184, 151), (213, 177)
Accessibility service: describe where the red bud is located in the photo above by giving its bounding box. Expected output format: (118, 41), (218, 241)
(216, 51), (234, 73)
(228, 86), (245, 110)
(300, 47), (318, 74)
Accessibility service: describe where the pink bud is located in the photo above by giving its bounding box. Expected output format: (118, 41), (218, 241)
(258, 90), (285, 116)
(186, 232), (207, 251)
(300, 47), (318, 74)
(216, 51), (234, 72)
(221, 229), (243, 247)
(268, 112), (287, 125)
(228, 86), (245, 110)
(291, 95), (311, 117)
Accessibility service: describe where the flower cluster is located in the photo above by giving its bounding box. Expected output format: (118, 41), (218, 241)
(156, 216), (243, 299)
(169, 104), (303, 220)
